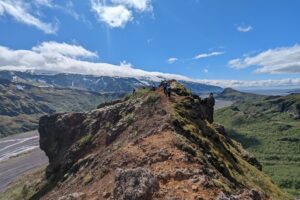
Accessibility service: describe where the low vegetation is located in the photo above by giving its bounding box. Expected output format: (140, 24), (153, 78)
(215, 89), (300, 197)
(171, 94), (290, 200)
(0, 167), (46, 200)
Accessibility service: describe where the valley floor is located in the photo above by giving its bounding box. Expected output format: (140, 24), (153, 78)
(0, 131), (48, 192)
(215, 103), (300, 198)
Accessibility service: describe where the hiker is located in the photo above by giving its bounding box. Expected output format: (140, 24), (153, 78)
(161, 81), (168, 95)
(132, 88), (136, 95)
(207, 93), (215, 123)
(166, 85), (171, 97)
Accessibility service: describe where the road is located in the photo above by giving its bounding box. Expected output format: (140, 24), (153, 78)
(0, 131), (48, 192)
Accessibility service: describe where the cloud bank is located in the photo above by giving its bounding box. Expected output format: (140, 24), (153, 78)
(0, 41), (189, 82)
(229, 44), (300, 74)
(0, 41), (299, 89)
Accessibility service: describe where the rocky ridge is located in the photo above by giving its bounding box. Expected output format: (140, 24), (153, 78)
(32, 81), (289, 200)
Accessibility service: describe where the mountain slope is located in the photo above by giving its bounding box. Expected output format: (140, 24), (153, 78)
(217, 88), (264, 102)
(0, 79), (123, 137)
(4, 81), (289, 200)
(216, 89), (300, 197)
(0, 70), (223, 94)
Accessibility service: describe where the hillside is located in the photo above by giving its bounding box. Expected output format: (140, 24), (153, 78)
(217, 88), (265, 102)
(0, 79), (123, 137)
(289, 89), (300, 94)
(215, 89), (300, 197)
(0, 70), (223, 94)
(1, 81), (290, 200)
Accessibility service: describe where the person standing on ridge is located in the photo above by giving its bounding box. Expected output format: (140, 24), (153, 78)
(161, 80), (168, 95)
(160, 80), (172, 97)
(166, 84), (172, 97)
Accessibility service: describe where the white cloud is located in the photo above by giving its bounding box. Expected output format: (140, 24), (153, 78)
(229, 44), (300, 74)
(90, 0), (152, 28)
(167, 57), (178, 64)
(32, 41), (98, 59)
(91, 1), (132, 28)
(198, 78), (300, 89)
(203, 68), (208, 73)
(194, 52), (224, 59)
(34, 0), (53, 7)
(62, 1), (80, 20)
(0, 41), (300, 89)
(111, 0), (152, 11)
(0, 41), (189, 81)
(237, 25), (253, 32)
(0, 0), (57, 34)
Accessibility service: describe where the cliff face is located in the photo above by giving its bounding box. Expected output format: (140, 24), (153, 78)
(36, 81), (289, 200)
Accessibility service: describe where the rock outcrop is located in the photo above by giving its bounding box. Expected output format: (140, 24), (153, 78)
(114, 168), (159, 200)
(34, 81), (289, 200)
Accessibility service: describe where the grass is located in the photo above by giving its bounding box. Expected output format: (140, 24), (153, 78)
(0, 167), (46, 200)
(215, 92), (300, 197)
(83, 172), (93, 185)
(120, 113), (135, 125)
(170, 93), (291, 199)
(77, 133), (93, 147)
(144, 93), (160, 105)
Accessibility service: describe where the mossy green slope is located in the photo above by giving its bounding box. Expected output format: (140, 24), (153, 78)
(216, 90), (300, 197)
(171, 93), (291, 200)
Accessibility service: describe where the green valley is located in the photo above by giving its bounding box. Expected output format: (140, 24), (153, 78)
(215, 88), (300, 197)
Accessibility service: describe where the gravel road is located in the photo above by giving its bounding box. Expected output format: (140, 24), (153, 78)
(0, 131), (48, 192)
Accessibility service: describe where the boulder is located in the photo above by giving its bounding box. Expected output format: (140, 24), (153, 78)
(113, 167), (159, 200)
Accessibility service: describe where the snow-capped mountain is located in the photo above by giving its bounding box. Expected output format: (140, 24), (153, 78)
(0, 70), (223, 94)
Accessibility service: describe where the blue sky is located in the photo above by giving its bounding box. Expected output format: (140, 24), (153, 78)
(0, 0), (299, 88)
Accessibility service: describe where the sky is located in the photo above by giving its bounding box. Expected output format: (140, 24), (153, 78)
(0, 0), (300, 89)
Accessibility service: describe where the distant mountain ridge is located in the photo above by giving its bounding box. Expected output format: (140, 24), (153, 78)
(0, 79), (123, 137)
(0, 70), (223, 94)
(218, 87), (300, 119)
(289, 88), (300, 94)
(217, 87), (264, 102)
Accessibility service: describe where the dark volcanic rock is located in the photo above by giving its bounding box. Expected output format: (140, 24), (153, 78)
(242, 151), (262, 171)
(39, 112), (87, 176)
(217, 189), (264, 200)
(212, 123), (227, 136)
(113, 168), (159, 200)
